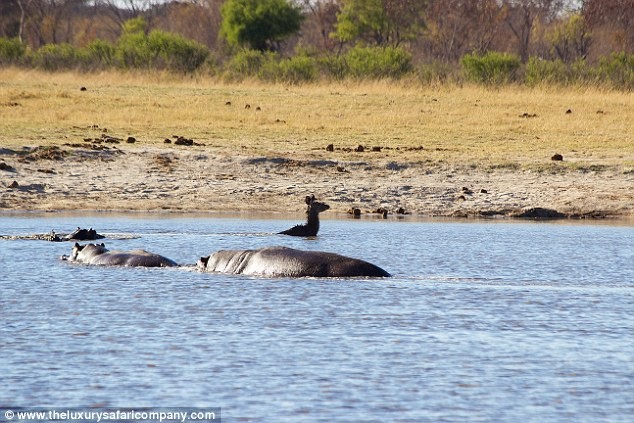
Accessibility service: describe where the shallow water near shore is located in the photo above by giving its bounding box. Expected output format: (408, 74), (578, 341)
(1, 214), (633, 422)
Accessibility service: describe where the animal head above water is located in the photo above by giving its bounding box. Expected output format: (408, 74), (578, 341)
(70, 242), (107, 261)
(197, 256), (210, 269)
(305, 194), (330, 214)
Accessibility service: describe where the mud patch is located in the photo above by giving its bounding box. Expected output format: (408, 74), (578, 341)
(17, 146), (68, 162)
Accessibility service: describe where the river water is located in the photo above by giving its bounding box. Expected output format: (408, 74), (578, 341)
(1, 214), (633, 422)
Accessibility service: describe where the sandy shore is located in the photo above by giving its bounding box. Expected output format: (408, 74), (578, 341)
(1, 143), (633, 220)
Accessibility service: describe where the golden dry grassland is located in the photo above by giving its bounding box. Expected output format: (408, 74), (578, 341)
(1, 68), (632, 171)
(1, 68), (633, 218)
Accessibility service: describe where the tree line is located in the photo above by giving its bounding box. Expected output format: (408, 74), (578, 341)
(0, 0), (632, 88)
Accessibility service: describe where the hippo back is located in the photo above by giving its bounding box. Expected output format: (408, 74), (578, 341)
(200, 247), (390, 278)
(68, 243), (177, 267)
(199, 250), (253, 274)
(91, 250), (177, 267)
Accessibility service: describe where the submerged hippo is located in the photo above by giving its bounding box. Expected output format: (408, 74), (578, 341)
(197, 246), (390, 278)
(63, 243), (177, 267)
(63, 227), (105, 241)
(279, 195), (330, 237)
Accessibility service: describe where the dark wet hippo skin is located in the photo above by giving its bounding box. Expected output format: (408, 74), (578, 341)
(279, 195), (330, 237)
(63, 227), (105, 241)
(197, 246), (390, 278)
(63, 243), (178, 267)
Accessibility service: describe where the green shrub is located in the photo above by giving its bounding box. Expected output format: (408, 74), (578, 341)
(416, 61), (454, 85)
(114, 25), (209, 72)
(461, 51), (520, 85)
(83, 39), (116, 69)
(115, 30), (151, 69)
(525, 57), (598, 86)
(525, 57), (569, 86)
(316, 47), (412, 81)
(318, 55), (348, 81)
(597, 52), (634, 90)
(0, 37), (26, 65)
(273, 55), (318, 84)
(146, 31), (209, 72)
(344, 46), (412, 79)
(233, 52), (317, 84)
(569, 58), (593, 84)
(224, 49), (277, 79)
(31, 43), (81, 70)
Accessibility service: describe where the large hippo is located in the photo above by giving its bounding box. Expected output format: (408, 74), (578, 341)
(63, 243), (178, 267)
(279, 195), (330, 237)
(197, 246), (390, 277)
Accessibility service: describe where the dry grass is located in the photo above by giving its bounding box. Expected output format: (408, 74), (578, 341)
(1, 68), (632, 171)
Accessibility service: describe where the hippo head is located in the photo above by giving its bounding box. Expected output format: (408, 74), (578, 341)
(197, 256), (210, 270)
(70, 242), (107, 262)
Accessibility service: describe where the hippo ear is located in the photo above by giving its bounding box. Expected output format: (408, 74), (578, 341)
(74, 242), (80, 248)
(100, 243), (105, 247)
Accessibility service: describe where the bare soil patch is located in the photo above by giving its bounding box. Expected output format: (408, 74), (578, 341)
(1, 142), (632, 220)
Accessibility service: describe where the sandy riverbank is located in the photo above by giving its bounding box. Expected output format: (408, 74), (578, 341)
(1, 143), (633, 220)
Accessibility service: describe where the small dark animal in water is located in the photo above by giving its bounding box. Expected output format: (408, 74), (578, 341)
(279, 195), (330, 237)
(63, 227), (105, 241)
(62, 243), (177, 267)
(197, 246), (390, 278)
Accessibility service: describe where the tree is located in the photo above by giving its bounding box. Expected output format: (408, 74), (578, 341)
(12, 0), (93, 48)
(98, 0), (159, 29)
(0, 1), (21, 39)
(152, 0), (223, 50)
(582, 0), (634, 58)
(220, 0), (304, 51)
(332, 0), (427, 47)
(503, 0), (565, 62)
(546, 13), (591, 61)
(423, 0), (506, 61)
(300, 0), (341, 51)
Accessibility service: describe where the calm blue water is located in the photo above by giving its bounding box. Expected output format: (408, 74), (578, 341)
(1, 214), (633, 422)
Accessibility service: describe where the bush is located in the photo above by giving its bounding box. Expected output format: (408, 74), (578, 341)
(31, 43), (81, 70)
(273, 55), (318, 84)
(0, 37), (26, 65)
(224, 49), (277, 79)
(525, 57), (570, 86)
(416, 61), (454, 85)
(83, 39), (116, 69)
(525, 57), (596, 87)
(225, 50), (316, 84)
(318, 55), (348, 81)
(115, 29), (208, 72)
(344, 46), (412, 79)
(146, 31), (209, 72)
(115, 30), (151, 69)
(597, 52), (634, 90)
(461, 51), (521, 85)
